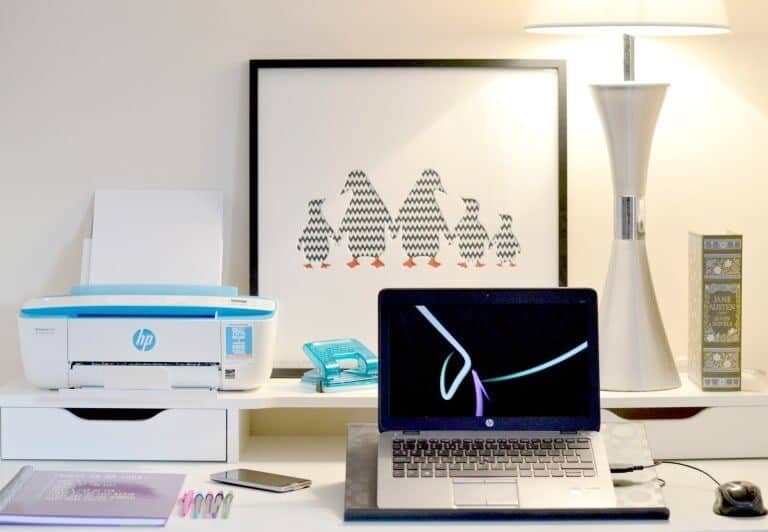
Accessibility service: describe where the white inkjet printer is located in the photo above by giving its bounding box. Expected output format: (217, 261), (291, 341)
(18, 284), (277, 391)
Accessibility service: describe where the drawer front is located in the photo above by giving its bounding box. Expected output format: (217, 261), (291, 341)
(603, 406), (768, 459)
(0, 407), (226, 461)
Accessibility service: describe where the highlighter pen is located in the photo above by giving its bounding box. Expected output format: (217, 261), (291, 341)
(203, 493), (214, 518)
(181, 491), (195, 518)
(211, 492), (224, 519)
(193, 493), (204, 519)
(222, 491), (234, 519)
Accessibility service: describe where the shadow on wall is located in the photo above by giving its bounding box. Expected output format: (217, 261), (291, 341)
(41, 203), (93, 294)
(224, 62), (248, 291)
(0, 318), (22, 384)
(250, 408), (377, 436)
(1, 203), (93, 386)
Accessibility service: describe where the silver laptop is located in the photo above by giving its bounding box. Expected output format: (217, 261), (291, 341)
(376, 288), (616, 509)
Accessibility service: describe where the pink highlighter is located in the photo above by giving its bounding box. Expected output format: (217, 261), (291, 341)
(180, 491), (195, 518)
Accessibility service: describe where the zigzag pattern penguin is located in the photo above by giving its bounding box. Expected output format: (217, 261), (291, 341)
(338, 170), (394, 268)
(297, 199), (339, 269)
(453, 198), (490, 268)
(392, 169), (453, 268)
(491, 213), (521, 267)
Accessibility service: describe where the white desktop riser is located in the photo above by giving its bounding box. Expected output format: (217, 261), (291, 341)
(1, 406), (765, 463)
(0, 408), (228, 461)
(1, 373), (767, 462)
(604, 406), (768, 460)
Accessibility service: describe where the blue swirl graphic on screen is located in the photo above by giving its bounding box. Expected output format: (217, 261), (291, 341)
(481, 342), (588, 383)
(415, 305), (587, 417)
(416, 306), (471, 400)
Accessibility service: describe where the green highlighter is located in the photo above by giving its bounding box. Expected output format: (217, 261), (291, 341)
(222, 492), (234, 519)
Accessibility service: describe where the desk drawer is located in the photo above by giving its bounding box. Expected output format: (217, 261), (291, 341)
(603, 405), (768, 459)
(0, 407), (226, 461)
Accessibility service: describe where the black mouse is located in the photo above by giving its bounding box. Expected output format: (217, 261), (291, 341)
(714, 481), (767, 517)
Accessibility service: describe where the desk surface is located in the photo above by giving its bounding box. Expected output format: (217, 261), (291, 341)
(0, 435), (767, 531)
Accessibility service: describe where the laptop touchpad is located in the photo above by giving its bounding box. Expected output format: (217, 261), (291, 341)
(453, 480), (519, 506)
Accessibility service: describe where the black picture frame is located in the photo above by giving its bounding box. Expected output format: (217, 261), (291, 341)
(249, 59), (568, 298)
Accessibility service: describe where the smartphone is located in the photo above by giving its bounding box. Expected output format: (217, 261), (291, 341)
(210, 469), (311, 493)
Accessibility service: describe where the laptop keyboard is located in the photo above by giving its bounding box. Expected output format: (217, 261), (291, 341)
(392, 437), (595, 479)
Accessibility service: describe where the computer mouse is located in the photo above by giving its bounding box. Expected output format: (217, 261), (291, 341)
(714, 481), (767, 517)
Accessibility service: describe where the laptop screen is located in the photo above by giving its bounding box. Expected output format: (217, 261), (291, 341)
(378, 289), (600, 432)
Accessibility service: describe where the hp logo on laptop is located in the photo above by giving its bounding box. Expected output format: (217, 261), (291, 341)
(485, 419), (495, 428)
(132, 328), (156, 352)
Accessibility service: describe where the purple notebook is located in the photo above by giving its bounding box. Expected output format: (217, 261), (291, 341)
(0, 466), (184, 526)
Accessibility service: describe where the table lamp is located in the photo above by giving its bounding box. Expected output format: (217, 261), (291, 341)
(525, 0), (730, 391)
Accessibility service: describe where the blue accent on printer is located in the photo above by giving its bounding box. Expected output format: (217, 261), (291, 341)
(225, 326), (253, 356)
(20, 305), (273, 319)
(132, 328), (156, 351)
(69, 284), (239, 297)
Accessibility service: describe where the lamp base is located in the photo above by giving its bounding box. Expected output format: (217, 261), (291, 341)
(592, 82), (680, 392)
(599, 239), (680, 391)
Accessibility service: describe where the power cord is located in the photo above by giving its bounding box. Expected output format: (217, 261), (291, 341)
(610, 460), (721, 486)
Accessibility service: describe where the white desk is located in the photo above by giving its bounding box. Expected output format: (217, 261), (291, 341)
(1, 435), (767, 531)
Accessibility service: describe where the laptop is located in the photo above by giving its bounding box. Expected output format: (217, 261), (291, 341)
(376, 288), (616, 509)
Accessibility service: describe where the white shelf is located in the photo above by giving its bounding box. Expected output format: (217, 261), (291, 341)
(219, 379), (378, 409)
(1, 371), (767, 410)
(0, 378), (377, 410)
(601, 370), (768, 409)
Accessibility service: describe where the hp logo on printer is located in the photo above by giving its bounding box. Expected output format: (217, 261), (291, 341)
(132, 328), (156, 352)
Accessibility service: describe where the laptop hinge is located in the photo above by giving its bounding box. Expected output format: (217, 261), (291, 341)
(560, 431), (577, 434)
(402, 430), (421, 435)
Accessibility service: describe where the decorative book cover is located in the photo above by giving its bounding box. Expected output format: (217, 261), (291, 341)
(0, 466), (184, 526)
(688, 233), (743, 391)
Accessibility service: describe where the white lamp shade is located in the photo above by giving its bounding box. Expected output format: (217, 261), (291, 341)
(525, 0), (730, 36)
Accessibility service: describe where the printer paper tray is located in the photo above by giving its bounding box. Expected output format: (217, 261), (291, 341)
(69, 362), (220, 389)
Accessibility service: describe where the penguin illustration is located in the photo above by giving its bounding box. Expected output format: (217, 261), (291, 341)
(296, 199), (340, 269)
(491, 214), (521, 267)
(453, 198), (490, 268)
(392, 169), (452, 268)
(338, 170), (394, 269)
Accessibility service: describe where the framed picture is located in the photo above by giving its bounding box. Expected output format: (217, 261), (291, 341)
(250, 59), (567, 370)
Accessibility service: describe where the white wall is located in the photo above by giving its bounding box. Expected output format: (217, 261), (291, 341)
(1, 0), (766, 381)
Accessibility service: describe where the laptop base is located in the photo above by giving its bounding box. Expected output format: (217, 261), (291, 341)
(345, 423), (669, 521)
